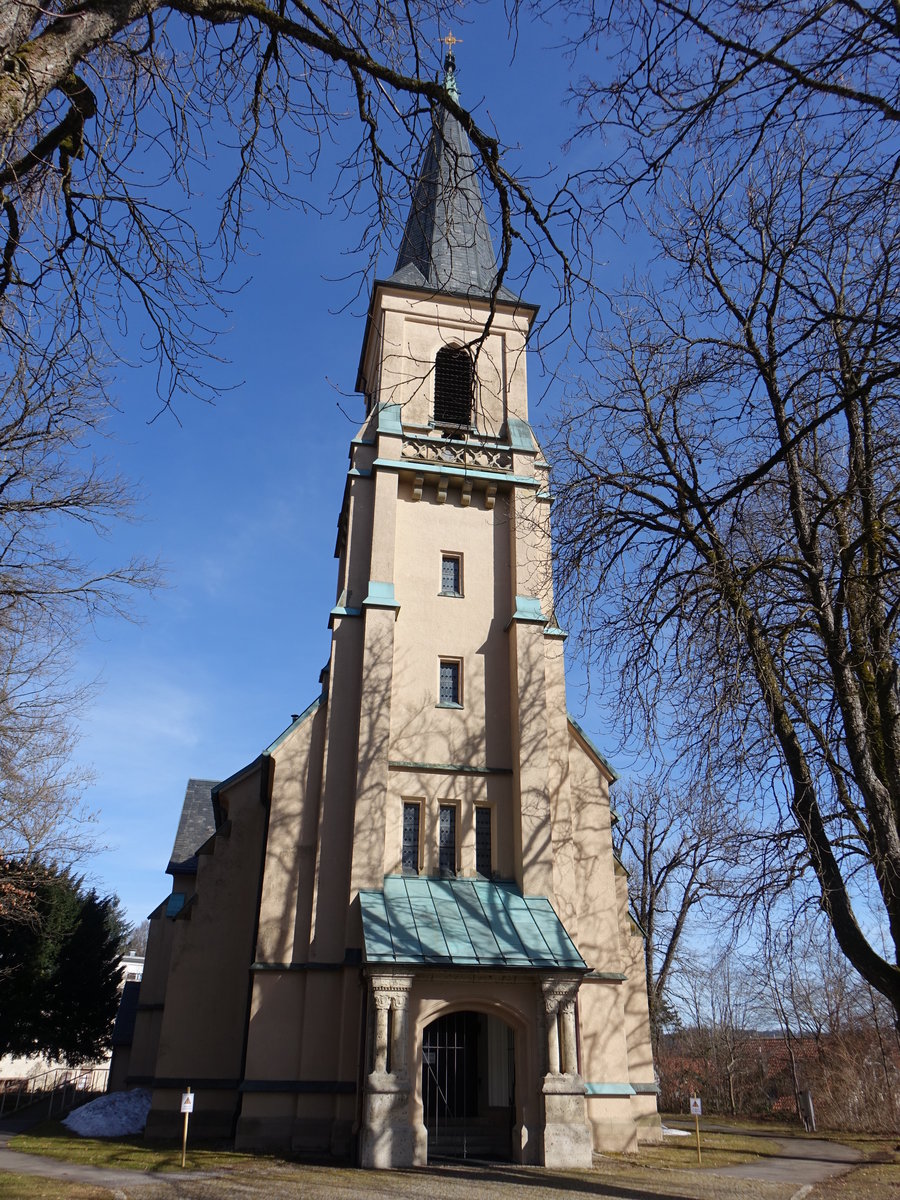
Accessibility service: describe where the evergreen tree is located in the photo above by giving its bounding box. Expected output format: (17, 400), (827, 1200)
(0, 861), (123, 1064)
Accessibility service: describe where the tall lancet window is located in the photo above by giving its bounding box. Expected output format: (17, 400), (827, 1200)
(434, 345), (473, 426)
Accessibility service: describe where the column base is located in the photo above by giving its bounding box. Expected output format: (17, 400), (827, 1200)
(542, 1072), (594, 1169)
(360, 1072), (418, 1168)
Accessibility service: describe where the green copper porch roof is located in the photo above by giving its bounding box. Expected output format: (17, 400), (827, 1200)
(359, 876), (586, 970)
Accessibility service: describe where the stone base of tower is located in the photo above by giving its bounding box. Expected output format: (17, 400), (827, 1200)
(360, 1071), (423, 1168)
(632, 1094), (664, 1144)
(584, 1094), (646, 1153)
(235, 1096), (355, 1159)
(541, 1073), (594, 1168)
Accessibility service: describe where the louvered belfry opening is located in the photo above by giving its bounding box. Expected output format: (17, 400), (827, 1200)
(434, 345), (473, 426)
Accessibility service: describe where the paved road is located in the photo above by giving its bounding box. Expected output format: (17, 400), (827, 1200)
(666, 1122), (863, 1189)
(712, 1132), (862, 1188)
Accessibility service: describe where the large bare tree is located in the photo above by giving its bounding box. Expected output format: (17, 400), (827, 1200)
(0, 2), (581, 883)
(549, 0), (900, 1024)
(552, 123), (900, 1022)
(1, 1), (575, 414)
(613, 776), (744, 1048)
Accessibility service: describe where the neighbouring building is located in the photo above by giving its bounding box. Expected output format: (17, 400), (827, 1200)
(127, 49), (660, 1166)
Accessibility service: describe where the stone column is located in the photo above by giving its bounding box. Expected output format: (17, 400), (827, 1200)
(545, 1001), (560, 1075)
(373, 993), (390, 1074)
(361, 974), (419, 1168)
(540, 976), (593, 1170)
(560, 1000), (578, 1076)
(390, 991), (409, 1078)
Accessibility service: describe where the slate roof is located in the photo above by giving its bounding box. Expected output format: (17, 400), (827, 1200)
(166, 778), (219, 875)
(389, 59), (520, 303)
(359, 876), (586, 970)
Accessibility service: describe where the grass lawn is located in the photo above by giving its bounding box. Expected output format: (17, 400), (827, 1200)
(4, 1116), (897, 1200)
(605, 1126), (785, 1168)
(10, 1120), (268, 1174)
(0, 1177), (110, 1200)
(809, 1159), (900, 1200)
(13, 1120), (781, 1177)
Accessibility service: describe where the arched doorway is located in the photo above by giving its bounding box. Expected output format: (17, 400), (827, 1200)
(421, 1010), (515, 1161)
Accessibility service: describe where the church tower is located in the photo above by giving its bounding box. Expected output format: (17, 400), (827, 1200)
(128, 50), (660, 1167)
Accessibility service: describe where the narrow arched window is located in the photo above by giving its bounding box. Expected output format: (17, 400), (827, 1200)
(434, 345), (473, 426)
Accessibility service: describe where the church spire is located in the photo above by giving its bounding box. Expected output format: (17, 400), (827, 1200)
(388, 43), (519, 302)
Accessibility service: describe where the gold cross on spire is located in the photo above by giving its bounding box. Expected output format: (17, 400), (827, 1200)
(441, 32), (463, 50)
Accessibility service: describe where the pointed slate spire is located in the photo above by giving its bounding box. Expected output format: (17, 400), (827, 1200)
(388, 48), (519, 302)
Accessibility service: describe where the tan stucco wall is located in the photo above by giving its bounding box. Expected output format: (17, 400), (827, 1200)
(138, 278), (658, 1159)
(358, 289), (532, 434)
(145, 768), (267, 1139)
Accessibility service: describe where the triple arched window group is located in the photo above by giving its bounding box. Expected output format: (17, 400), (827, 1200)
(434, 345), (473, 426)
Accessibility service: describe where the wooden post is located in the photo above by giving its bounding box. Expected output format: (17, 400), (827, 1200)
(181, 1086), (192, 1168)
(689, 1096), (702, 1165)
(695, 1113), (701, 1165)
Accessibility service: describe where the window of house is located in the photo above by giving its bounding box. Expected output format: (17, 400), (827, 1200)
(434, 345), (473, 426)
(438, 659), (461, 707)
(401, 802), (420, 873)
(475, 806), (492, 877)
(439, 805), (457, 875)
(440, 554), (462, 596)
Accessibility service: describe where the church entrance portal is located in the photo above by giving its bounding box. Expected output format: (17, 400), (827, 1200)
(422, 1011), (515, 1161)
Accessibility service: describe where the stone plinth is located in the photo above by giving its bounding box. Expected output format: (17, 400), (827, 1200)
(541, 1072), (593, 1168)
(360, 1071), (418, 1168)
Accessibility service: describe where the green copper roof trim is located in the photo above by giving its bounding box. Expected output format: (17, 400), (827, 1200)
(377, 403), (404, 434)
(567, 714), (619, 781)
(329, 605), (362, 621)
(363, 581), (400, 610)
(330, 588), (363, 623)
(389, 759), (512, 776)
(347, 467), (372, 479)
(632, 1081), (660, 1094)
(265, 697), (322, 754)
(544, 625), (568, 640)
(506, 595), (547, 629)
(506, 417), (536, 452)
(584, 970), (628, 981)
(629, 912), (648, 938)
(211, 752), (269, 798)
(373, 458), (539, 487)
(360, 876), (587, 970)
(584, 1082), (637, 1097)
(442, 50), (460, 102)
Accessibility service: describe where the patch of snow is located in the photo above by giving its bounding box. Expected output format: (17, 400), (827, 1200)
(661, 1124), (692, 1137)
(63, 1088), (152, 1137)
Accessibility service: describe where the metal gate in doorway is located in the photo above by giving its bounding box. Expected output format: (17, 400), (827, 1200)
(422, 1011), (514, 1161)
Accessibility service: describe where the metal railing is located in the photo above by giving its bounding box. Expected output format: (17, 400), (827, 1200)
(0, 1065), (109, 1119)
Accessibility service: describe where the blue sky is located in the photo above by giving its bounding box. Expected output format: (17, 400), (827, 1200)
(67, 12), (623, 927)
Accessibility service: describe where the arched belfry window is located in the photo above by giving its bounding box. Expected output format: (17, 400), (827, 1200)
(434, 345), (473, 426)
